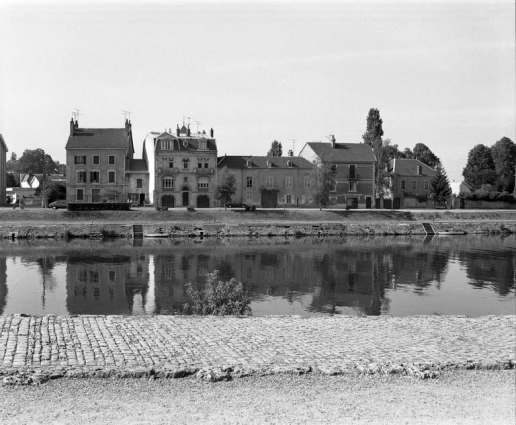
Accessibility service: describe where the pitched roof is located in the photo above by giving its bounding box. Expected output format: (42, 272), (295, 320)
(388, 158), (436, 177)
(0, 134), (7, 152)
(66, 127), (132, 150)
(217, 155), (313, 169)
(155, 132), (217, 152)
(128, 159), (148, 172)
(305, 142), (376, 162)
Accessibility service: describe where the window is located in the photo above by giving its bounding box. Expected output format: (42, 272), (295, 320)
(246, 193), (253, 202)
(77, 171), (87, 183)
(331, 164), (337, 174)
(331, 180), (337, 191)
(108, 171), (115, 184)
(90, 171), (100, 183)
(411, 180), (417, 190)
(349, 165), (356, 179)
(92, 155), (100, 165)
(286, 194), (292, 204)
(74, 155), (86, 164)
(137, 179), (143, 189)
(108, 156), (115, 165)
(198, 158), (209, 169)
(76, 188), (84, 201)
(161, 139), (173, 150)
(266, 176), (274, 188)
(182, 158), (190, 169)
(168, 159), (174, 168)
(285, 176), (292, 188)
(424, 180), (429, 190)
(198, 177), (209, 189)
(417, 165), (423, 175)
(287, 160), (293, 168)
(349, 181), (357, 192)
(108, 271), (116, 282)
(401, 180), (406, 190)
(304, 176), (311, 188)
(163, 177), (174, 189)
(246, 176), (253, 188)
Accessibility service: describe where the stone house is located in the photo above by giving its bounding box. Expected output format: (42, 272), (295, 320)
(127, 158), (150, 206)
(298, 139), (376, 208)
(386, 159), (436, 204)
(217, 155), (314, 208)
(65, 118), (148, 203)
(143, 124), (218, 209)
(0, 135), (7, 205)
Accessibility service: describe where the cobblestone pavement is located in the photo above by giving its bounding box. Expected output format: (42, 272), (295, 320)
(0, 315), (514, 378)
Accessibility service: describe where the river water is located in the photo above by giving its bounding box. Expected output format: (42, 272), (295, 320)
(0, 235), (514, 317)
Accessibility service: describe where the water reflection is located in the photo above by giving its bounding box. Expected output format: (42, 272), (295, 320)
(0, 235), (514, 317)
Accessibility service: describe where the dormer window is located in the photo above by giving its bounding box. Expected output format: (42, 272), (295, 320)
(417, 165), (423, 175)
(246, 160), (252, 168)
(287, 160), (293, 168)
(162, 139), (173, 150)
(198, 139), (207, 150)
(266, 160), (271, 168)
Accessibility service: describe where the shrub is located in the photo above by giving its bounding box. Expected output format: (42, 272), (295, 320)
(183, 271), (252, 316)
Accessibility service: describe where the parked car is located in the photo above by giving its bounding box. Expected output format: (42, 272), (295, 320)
(226, 202), (248, 209)
(49, 200), (68, 210)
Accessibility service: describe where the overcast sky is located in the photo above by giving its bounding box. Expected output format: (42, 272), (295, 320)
(1, 0), (514, 182)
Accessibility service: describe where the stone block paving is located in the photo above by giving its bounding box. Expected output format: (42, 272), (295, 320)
(0, 315), (514, 377)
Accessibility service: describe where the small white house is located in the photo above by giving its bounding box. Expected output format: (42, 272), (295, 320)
(450, 181), (472, 196)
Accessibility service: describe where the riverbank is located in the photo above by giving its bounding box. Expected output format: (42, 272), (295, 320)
(1, 208), (516, 238)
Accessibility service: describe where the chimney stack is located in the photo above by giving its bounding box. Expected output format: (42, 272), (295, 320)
(70, 118), (75, 136)
(210, 128), (214, 138)
(176, 125), (180, 136)
(288, 149), (293, 157)
(125, 119), (132, 132)
(187, 125), (191, 137)
(331, 135), (336, 149)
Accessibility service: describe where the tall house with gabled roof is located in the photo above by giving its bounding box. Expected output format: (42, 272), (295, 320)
(0, 135), (7, 205)
(299, 139), (376, 209)
(143, 123), (218, 209)
(65, 118), (145, 203)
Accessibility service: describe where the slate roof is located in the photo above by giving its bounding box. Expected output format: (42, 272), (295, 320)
(66, 128), (132, 150)
(305, 142), (376, 162)
(387, 159), (436, 176)
(217, 155), (313, 169)
(128, 159), (148, 172)
(155, 132), (217, 152)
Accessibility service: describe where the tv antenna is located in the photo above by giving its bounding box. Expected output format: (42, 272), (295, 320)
(288, 138), (297, 155)
(122, 110), (133, 120)
(183, 116), (195, 127)
(71, 109), (82, 121)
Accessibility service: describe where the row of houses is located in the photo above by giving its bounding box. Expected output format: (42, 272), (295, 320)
(1, 119), (450, 209)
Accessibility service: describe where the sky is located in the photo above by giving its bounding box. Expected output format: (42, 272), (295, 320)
(0, 0), (514, 183)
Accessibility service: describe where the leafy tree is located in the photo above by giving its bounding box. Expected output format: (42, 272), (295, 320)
(309, 158), (333, 210)
(267, 140), (283, 157)
(214, 166), (236, 209)
(411, 143), (441, 169)
(491, 137), (516, 193)
(362, 108), (385, 201)
(429, 164), (452, 205)
(382, 139), (406, 163)
(462, 144), (496, 190)
(18, 149), (57, 174)
(100, 187), (121, 202)
(34, 180), (62, 206)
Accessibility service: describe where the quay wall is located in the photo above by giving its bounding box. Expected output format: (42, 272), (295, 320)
(1, 221), (515, 239)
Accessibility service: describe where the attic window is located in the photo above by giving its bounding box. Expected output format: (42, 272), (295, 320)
(198, 139), (207, 150)
(266, 160), (271, 168)
(417, 165), (423, 175)
(246, 160), (252, 168)
(287, 160), (293, 168)
(162, 139), (173, 150)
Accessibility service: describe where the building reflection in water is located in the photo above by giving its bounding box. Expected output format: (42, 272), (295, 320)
(0, 235), (513, 317)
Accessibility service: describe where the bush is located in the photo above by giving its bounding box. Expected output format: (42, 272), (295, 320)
(183, 271), (252, 316)
(462, 190), (516, 203)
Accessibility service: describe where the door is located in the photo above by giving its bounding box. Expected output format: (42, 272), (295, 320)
(162, 195), (175, 208)
(197, 195), (209, 208)
(261, 192), (278, 208)
(139, 193), (145, 206)
(366, 197), (372, 209)
(92, 189), (101, 202)
(182, 188), (189, 207)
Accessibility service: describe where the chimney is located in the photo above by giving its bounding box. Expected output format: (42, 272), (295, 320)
(288, 149), (293, 157)
(125, 119), (131, 132)
(176, 125), (180, 136)
(331, 135), (336, 149)
(210, 128), (214, 138)
(70, 118), (75, 136)
(187, 125), (191, 137)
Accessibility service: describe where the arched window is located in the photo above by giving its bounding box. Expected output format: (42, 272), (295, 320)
(163, 177), (174, 189)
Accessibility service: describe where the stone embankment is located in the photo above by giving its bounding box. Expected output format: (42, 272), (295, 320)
(2, 221), (516, 239)
(0, 315), (514, 384)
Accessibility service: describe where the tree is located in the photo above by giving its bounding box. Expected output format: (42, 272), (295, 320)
(267, 141), (283, 157)
(309, 158), (333, 210)
(6, 173), (18, 188)
(34, 180), (63, 207)
(411, 143), (441, 169)
(362, 108), (385, 202)
(429, 164), (452, 205)
(382, 139), (406, 163)
(491, 137), (516, 193)
(462, 144), (496, 190)
(18, 149), (57, 174)
(214, 166), (236, 209)
(100, 187), (121, 202)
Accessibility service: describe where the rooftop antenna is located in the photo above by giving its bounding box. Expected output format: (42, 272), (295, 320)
(288, 138), (297, 155)
(122, 110), (132, 120)
(183, 116), (194, 127)
(71, 109), (82, 121)
(194, 120), (202, 134)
